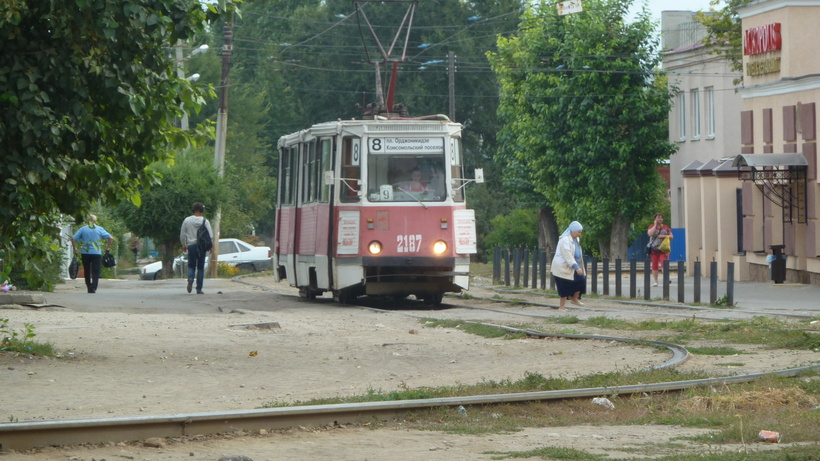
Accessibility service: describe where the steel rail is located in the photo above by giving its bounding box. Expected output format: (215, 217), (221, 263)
(2, 363), (817, 452)
(3, 278), (813, 452)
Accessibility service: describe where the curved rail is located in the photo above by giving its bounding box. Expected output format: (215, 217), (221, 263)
(3, 278), (813, 452)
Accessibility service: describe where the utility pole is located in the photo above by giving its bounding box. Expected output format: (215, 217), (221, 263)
(210, 2), (234, 278)
(175, 41), (189, 130)
(448, 51), (456, 121)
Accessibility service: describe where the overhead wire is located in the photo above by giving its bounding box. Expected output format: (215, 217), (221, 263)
(216, 1), (744, 105)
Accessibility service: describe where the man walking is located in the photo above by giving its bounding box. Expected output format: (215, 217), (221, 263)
(72, 215), (115, 294)
(180, 202), (213, 294)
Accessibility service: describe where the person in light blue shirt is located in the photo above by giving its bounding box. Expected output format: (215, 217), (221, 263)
(72, 215), (114, 294)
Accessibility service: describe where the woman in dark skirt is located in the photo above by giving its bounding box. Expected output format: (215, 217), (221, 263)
(551, 221), (586, 310)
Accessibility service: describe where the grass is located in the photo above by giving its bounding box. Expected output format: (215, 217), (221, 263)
(527, 315), (820, 352)
(0, 319), (55, 356)
(424, 312), (819, 352)
(687, 346), (745, 355)
(422, 318), (524, 339)
(260, 369), (819, 457)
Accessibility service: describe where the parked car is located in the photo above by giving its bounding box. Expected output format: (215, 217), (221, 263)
(139, 238), (272, 280)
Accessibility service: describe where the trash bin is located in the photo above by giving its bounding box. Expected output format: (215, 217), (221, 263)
(768, 244), (786, 284)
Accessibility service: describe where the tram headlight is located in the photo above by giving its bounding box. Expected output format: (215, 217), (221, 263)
(368, 241), (383, 255)
(433, 240), (448, 255)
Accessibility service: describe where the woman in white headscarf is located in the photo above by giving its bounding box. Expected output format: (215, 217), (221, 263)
(550, 221), (586, 310)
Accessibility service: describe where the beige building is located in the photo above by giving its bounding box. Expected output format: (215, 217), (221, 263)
(734, 0), (820, 284)
(667, 1), (820, 285)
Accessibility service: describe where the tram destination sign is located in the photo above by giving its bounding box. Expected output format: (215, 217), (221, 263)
(368, 137), (444, 154)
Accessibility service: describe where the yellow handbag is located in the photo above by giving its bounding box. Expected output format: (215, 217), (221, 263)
(659, 236), (671, 254)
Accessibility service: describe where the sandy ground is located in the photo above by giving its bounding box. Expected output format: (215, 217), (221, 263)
(1, 276), (816, 460)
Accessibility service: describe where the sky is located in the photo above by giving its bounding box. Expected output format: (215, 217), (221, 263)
(638, 0), (719, 23)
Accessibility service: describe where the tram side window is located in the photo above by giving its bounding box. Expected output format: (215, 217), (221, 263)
(319, 138), (332, 202)
(340, 136), (361, 203)
(302, 140), (317, 203)
(280, 146), (296, 206)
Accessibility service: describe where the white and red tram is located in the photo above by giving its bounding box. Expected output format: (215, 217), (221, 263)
(273, 116), (478, 304)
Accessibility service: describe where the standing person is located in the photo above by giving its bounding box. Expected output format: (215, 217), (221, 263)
(180, 202), (213, 294)
(71, 215), (115, 294)
(647, 213), (673, 287)
(551, 221), (586, 310)
(129, 235), (140, 263)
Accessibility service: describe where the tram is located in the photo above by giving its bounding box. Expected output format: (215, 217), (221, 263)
(273, 116), (480, 304)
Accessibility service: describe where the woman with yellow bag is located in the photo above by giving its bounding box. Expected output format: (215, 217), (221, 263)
(647, 213), (673, 287)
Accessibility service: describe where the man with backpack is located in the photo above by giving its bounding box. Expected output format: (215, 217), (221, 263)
(180, 202), (214, 294)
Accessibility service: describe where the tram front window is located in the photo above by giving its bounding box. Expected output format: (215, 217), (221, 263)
(367, 154), (446, 202)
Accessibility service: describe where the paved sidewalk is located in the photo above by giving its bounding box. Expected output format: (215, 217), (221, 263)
(489, 273), (820, 317)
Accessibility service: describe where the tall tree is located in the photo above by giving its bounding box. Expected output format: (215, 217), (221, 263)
(0, 0), (221, 287)
(488, 0), (676, 258)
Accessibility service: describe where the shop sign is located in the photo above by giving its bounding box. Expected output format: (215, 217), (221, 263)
(747, 57), (781, 76)
(744, 23), (781, 56)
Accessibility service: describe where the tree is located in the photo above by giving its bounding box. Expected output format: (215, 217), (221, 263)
(695, 0), (750, 85)
(483, 209), (540, 255)
(114, 148), (226, 278)
(0, 0), (221, 288)
(488, 0), (676, 259)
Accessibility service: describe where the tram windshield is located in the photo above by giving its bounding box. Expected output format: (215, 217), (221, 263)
(366, 137), (447, 202)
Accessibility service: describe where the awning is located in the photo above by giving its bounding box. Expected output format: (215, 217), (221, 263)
(732, 153), (808, 168)
(733, 153), (807, 224)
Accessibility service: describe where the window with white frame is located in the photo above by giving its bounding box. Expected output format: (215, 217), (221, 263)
(691, 88), (700, 140)
(706, 87), (715, 139)
(677, 92), (686, 140)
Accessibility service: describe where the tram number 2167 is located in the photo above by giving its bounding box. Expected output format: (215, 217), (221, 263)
(397, 234), (423, 253)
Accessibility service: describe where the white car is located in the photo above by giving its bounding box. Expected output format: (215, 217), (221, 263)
(140, 238), (272, 280)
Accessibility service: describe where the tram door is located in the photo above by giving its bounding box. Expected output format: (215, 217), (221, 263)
(275, 145), (298, 283)
(293, 138), (333, 290)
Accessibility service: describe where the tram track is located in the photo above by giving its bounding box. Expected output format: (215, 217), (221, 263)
(2, 278), (816, 453)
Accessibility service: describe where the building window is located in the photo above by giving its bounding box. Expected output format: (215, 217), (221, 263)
(706, 87), (715, 139)
(677, 92), (686, 141)
(691, 88), (700, 140)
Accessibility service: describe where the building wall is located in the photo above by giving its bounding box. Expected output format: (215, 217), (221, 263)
(665, 2), (820, 283)
(663, 11), (743, 280)
(662, 12), (743, 230)
(737, 0), (820, 284)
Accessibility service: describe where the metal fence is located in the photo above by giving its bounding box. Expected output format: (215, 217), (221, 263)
(491, 247), (734, 306)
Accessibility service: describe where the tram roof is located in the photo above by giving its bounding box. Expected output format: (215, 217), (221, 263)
(278, 117), (462, 147)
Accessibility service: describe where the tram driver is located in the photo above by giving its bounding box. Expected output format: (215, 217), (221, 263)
(397, 168), (429, 192)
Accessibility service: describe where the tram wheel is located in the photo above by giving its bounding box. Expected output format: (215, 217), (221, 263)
(333, 290), (349, 304)
(298, 287), (317, 300)
(423, 292), (444, 306)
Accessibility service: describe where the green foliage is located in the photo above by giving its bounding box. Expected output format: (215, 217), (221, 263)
(0, 0), (223, 288)
(483, 209), (539, 254)
(4, 237), (66, 291)
(488, 0), (677, 257)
